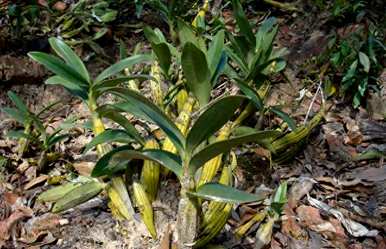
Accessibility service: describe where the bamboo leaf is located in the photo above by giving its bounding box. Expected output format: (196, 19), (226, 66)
(189, 183), (265, 203)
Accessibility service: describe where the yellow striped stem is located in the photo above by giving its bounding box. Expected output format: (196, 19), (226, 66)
(141, 139), (161, 201)
(133, 181), (157, 238)
(162, 96), (195, 175)
(150, 61), (164, 108)
(234, 211), (266, 238)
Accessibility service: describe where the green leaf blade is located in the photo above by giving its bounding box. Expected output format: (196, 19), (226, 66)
(358, 51), (370, 73)
(208, 30), (225, 75)
(95, 54), (152, 82)
(45, 76), (88, 100)
(28, 52), (89, 88)
(186, 95), (246, 153)
(190, 130), (280, 173)
(83, 129), (135, 153)
(7, 91), (29, 114)
(234, 79), (263, 109)
(48, 37), (90, 83)
(231, 0), (254, 46)
(92, 146), (182, 177)
(189, 183), (266, 203)
(100, 88), (185, 154)
(181, 42), (211, 107)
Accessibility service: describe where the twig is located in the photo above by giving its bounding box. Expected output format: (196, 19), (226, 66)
(303, 80), (323, 125)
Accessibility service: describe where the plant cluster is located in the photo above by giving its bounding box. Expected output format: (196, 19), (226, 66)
(2, 91), (69, 170)
(321, 24), (385, 108)
(3, 0), (325, 248)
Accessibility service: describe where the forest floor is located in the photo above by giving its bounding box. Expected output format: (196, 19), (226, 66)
(0, 1), (385, 249)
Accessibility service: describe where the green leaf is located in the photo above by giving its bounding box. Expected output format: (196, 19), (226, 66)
(269, 106), (296, 131)
(47, 134), (69, 149)
(36, 100), (62, 118)
(97, 109), (145, 145)
(45, 76), (88, 100)
(144, 27), (174, 71)
(181, 42), (211, 106)
(97, 103), (147, 121)
(234, 79), (263, 109)
(271, 181), (287, 215)
(254, 17), (278, 60)
(93, 75), (153, 97)
(342, 60), (358, 84)
(28, 52), (89, 88)
(189, 130), (280, 174)
(100, 10), (117, 23)
(83, 129), (135, 153)
(231, 126), (257, 136)
(208, 30), (225, 75)
(177, 19), (199, 47)
(152, 43), (172, 75)
(225, 46), (249, 75)
(6, 130), (34, 140)
(211, 51), (228, 85)
(358, 76), (368, 96)
(92, 146), (182, 177)
(231, 0), (254, 46)
(186, 95), (246, 153)
(144, 27), (166, 44)
(48, 37), (90, 83)
(7, 91), (29, 114)
(189, 183), (265, 203)
(2, 107), (27, 124)
(104, 88), (185, 154)
(52, 181), (103, 212)
(95, 54), (152, 82)
(358, 52), (370, 73)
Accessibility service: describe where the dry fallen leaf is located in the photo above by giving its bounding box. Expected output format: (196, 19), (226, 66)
(307, 196), (379, 237)
(288, 177), (315, 208)
(24, 175), (48, 190)
(0, 206), (33, 241)
(52, 1), (67, 11)
(20, 213), (61, 244)
(73, 162), (94, 176)
(158, 224), (171, 249)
